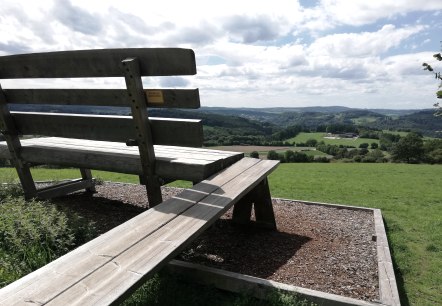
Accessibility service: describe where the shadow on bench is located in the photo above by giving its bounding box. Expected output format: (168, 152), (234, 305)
(0, 48), (243, 207)
(0, 157), (279, 305)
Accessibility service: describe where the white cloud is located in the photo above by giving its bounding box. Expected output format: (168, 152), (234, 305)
(0, 0), (441, 109)
(308, 24), (425, 57)
(312, 0), (442, 27)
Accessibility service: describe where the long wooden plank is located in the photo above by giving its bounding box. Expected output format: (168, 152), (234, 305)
(0, 158), (264, 305)
(3, 89), (200, 108)
(36, 178), (94, 199)
(0, 48), (196, 78)
(47, 159), (279, 305)
(11, 112), (203, 147)
(14, 139), (239, 163)
(32, 137), (239, 158)
(0, 198), (198, 306)
(41, 159), (274, 305)
(0, 138), (244, 181)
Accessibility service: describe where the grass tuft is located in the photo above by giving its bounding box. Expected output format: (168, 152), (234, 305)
(0, 194), (96, 287)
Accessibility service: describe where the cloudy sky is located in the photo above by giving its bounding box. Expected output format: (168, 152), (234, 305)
(1, 0), (442, 109)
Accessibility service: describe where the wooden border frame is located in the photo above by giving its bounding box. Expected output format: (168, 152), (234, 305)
(165, 198), (401, 306)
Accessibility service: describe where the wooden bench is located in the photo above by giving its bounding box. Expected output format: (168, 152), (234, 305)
(0, 48), (243, 206)
(0, 157), (279, 305)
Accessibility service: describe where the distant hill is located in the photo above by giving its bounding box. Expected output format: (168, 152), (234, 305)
(9, 104), (441, 140)
(197, 107), (441, 138)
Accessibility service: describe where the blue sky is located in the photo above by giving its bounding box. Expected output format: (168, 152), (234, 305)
(1, 0), (442, 109)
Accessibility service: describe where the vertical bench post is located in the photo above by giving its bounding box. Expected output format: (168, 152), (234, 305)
(232, 178), (276, 229)
(0, 85), (37, 199)
(80, 168), (96, 193)
(121, 58), (163, 207)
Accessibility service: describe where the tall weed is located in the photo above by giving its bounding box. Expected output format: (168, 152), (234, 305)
(0, 196), (96, 287)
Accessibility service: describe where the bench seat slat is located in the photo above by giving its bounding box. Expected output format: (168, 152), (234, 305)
(11, 112), (203, 147)
(0, 138), (244, 181)
(0, 158), (278, 306)
(4, 89), (200, 108)
(0, 48), (196, 78)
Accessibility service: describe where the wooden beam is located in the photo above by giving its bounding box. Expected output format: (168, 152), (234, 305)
(233, 178), (276, 229)
(0, 48), (196, 78)
(80, 168), (96, 193)
(0, 85), (37, 199)
(3, 88), (200, 108)
(0, 138), (245, 182)
(11, 112), (203, 147)
(36, 178), (95, 199)
(0, 158), (278, 306)
(121, 57), (162, 207)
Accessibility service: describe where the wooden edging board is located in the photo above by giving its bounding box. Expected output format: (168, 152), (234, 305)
(164, 198), (401, 306)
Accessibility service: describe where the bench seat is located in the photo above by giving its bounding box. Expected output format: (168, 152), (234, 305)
(0, 137), (244, 182)
(0, 157), (279, 306)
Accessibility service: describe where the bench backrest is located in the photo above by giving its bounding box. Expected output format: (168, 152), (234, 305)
(0, 48), (203, 147)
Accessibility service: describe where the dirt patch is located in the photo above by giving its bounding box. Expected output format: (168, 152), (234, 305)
(210, 145), (294, 153)
(51, 182), (379, 302)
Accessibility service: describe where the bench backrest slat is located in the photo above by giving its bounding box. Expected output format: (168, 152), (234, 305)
(4, 88), (200, 108)
(0, 48), (203, 203)
(0, 48), (196, 78)
(11, 112), (203, 147)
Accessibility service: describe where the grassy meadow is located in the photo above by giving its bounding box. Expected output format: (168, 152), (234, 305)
(0, 163), (441, 305)
(268, 163), (441, 306)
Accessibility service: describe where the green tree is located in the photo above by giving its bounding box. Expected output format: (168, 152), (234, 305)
(370, 142), (379, 149)
(249, 151), (260, 159)
(391, 132), (424, 163)
(423, 49), (442, 116)
(305, 138), (318, 147)
(359, 143), (369, 149)
(267, 150), (279, 160)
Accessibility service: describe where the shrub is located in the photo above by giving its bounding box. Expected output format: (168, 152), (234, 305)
(353, 155), (362, 162)
(0, 196), (96, 286)
(305, 139), (318, 147)
(250, 151), (260, 159)
(267, 150), (279, 160)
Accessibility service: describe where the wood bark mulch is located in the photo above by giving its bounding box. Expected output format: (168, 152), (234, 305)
(51, 182), (379, 302)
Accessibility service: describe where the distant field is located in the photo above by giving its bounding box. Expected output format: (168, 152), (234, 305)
(209, 145), (294, 153)
(1, 163), (441, 305)
(286, 132), (380, 147)
(351, 117), (379, 124)
(268, 163), (442, 306)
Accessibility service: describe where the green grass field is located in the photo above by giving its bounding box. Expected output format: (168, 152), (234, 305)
(268, 163), (441, 306)
(287, 132), (380, 147)
(1, 163), (441, 305)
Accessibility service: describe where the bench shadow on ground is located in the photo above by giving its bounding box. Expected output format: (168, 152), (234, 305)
(51, 193), (145, 234)
(178, 218), (311, 279)
(51, 190), (310, 280)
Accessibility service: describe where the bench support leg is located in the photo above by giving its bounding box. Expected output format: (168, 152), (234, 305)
(80, 168), (96, 193)
(140, 175), (163, 208)
(15, 161), (37, 200)
(232, 178), (276, 230)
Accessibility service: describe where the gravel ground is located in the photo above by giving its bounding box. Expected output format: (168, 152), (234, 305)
(50, 182), (379, 302)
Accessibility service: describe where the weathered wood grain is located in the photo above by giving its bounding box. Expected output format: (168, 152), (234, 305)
(0, 48), (196, 78)
(11, 112), (203, 147)
(3, 88), (200, 108)
(122, 56), (163, 206)
(0, 138), (244, 182)
(0, 86), (37, 198)
(0, 158), (278, 305)
(36, 178), (95, 199)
